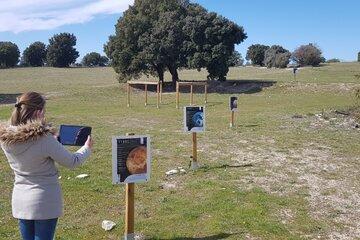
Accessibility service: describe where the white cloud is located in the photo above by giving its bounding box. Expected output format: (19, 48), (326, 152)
(0, 0), (134, 33)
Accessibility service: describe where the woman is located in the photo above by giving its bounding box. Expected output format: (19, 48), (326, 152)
(0, 92), (93, 240)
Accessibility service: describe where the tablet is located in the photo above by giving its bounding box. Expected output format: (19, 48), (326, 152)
(58, 125), (92, 146)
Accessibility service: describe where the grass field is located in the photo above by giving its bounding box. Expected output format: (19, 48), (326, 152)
(0, 62), (360, 240)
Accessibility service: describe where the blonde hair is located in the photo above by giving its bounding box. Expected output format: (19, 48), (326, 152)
(11, 92), (46, 126)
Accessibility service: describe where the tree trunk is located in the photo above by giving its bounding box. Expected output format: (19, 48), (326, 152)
(157, 69), (164, 83)
(168, 65), (179, 90)
(154, 64), (164, 83)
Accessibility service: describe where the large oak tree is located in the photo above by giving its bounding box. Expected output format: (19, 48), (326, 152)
(105, 0), (246, 85)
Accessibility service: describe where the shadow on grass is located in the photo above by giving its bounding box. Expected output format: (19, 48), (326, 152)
(130, 79), (276, 94)
(148, 232), (237, 240)
(204, 101), (224, 107)
(240, 124), (260, 128)
(199, 163), (253, 172)
(0, 94), (21, 105)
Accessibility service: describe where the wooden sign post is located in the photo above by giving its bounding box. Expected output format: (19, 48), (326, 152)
(124, 132), (135, 240)
(230, 111), (235, 127)
(176, 82), (180, 109)
(184, 106), (205, 170)
(112, 134), (151, 240)
(127, 84), (131, 108)
(112, 133), (151, 240)
(191, 132), (199, 169)
(144, 84), (148, 106)
(124, 183), (135, 240)
(156, 84), (160, 109)
(160, 82), (163, 104)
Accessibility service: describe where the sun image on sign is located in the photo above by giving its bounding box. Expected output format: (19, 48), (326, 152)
(229, 96), (238, 112)
(184, 106), (205, 132)
(112, 135), (151, 184)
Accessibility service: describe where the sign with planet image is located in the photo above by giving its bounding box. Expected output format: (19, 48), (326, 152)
(230, 96), (238, 112)
(184, 106), (205, 132)
(112, 135), (150, 184)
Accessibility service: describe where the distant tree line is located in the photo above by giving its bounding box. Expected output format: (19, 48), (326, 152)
(0, 33), (108, 69)
(246, 43), (330, 68)
(326, 58), (340, 63)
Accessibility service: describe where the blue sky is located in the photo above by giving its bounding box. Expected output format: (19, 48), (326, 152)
(0, 0), (359, 62)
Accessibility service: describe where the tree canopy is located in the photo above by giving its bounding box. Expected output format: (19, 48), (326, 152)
(292, 43), (323, 67)
(228, 51), (244, 67)
(358, 52), (360, 62)
(82, 52), (109, 67)
(246, 44), (269, 66)
(105, 0), (246, 85)
(263, 45), (291, 68)
(46, 33), (79, 67)
(22, 42), (47, 67)
(0, 41), (20, 68)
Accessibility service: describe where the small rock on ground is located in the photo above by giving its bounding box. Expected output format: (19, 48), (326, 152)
(101, 220), (116, 231)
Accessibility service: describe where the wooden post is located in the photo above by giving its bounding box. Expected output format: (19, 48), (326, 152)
(230, 111), (235, 127)
(124, 132), (135, 240)
(204, 84), (208, 104)
(176, 82), (179, 109)
(124, 183), (135, 240)
(144, 84), (148, 107)
(191, 132), (199, 169)
(127, 83), (130, 108)
(156, 83), (160, 109)
(160, 82), (163, 103)
(190, 84), (194, 105)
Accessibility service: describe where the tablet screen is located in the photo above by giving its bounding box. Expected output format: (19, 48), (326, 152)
(59, 125), (91, 146)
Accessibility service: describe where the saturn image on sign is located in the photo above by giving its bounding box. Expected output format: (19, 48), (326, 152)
(126, 146), (147, 174)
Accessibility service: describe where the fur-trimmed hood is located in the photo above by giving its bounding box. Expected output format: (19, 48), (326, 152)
(0, 120), (56, 146)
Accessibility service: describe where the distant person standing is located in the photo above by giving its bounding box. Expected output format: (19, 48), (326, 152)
(0, 92), (93, 240)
